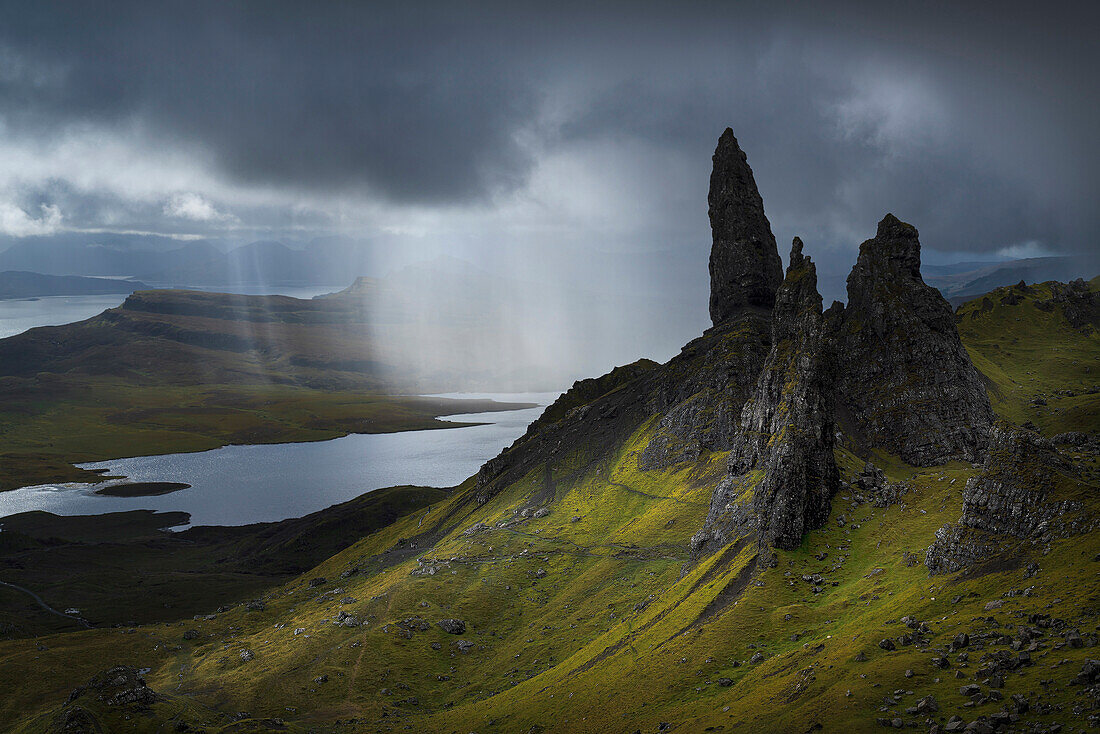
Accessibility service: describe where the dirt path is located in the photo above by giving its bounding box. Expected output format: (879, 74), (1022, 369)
(0, 579), (92, 628)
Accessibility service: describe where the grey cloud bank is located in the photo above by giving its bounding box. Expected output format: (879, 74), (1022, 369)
(0, 1), (1095, 322)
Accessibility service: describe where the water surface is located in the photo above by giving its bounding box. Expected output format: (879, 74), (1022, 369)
(0, 392), (555, 528)
(0, 294), (131, 339)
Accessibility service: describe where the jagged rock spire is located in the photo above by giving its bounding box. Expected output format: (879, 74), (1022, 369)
(694, 238), (838, 555)
(708, 128), (784, 325)
(833, 213), (994, 465)
(846, 213), (922, 296)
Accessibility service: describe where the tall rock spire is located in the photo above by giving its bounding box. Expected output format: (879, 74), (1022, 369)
(832, 213), (994, 465)
(708, 128), (784, 325)
(693, 238), (838, 556)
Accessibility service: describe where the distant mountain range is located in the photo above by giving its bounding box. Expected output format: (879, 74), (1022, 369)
(0, 271), (149, 300)
(0, 236), (378, 287)
(925, 255), (1097, 307)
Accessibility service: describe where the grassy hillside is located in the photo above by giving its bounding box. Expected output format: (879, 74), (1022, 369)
(0, 281), (1097, 732)
(957, 276), (1099, 436)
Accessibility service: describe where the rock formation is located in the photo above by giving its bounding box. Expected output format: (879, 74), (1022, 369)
(481, 135), (1003, 564)
(693, 239), (838, 554)
(639, 129), (782, 468)
(831, 214), (994, 465)
(926, 425), (1092, 574)
(708, 128), (784, 325)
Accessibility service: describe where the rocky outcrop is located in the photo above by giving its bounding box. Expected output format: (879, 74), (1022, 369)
(926, 426), (1091, 574)
(1035, 277), (1099, 329)
(475, 134), (1004, 564)
(846, 462), (910, 508)
(831, 214), (994, 465)
(52, 666), (161, 732)
(693, 239), (839, 554)
(708, 128), (784, 325)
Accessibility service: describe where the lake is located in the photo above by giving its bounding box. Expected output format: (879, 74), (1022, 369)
(0, 285), (347, 339)
(0, 392), (557, 528)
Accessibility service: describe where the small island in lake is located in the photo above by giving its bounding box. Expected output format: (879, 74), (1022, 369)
(93, 481), (191, 497)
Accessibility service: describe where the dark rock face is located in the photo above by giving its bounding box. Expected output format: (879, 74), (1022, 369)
(926, 426), (1089, 574)
(637, 314), (772, 470)
(640, 129), (783, 469)
(693, 239), (839, 554)
(474, 361), (656, 504)
(832, 214), (994, 465)
(708, 128), (784, 325)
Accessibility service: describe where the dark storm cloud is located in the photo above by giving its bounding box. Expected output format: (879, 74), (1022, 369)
(0, 0), (1095, 261)
(0, 1), (540, 203)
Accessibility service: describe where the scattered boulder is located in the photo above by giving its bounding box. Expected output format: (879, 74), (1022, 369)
(65, 666), (159, 709)
(1075, 659), (1100, 684)
(848, 463), (909, 508)
(437, 619), (466, 635)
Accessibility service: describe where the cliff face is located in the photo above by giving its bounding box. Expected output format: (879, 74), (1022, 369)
(693, 239), (838, 555)
(832, 214), (994, 465)
(707, 128), (784, 325)
(925, 426), (1093, 574)
(636, 315), (772, 470)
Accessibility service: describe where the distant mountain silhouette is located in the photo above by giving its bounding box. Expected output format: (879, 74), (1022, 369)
(925, 255), (1096, 306)
(0, 271), (150, 300)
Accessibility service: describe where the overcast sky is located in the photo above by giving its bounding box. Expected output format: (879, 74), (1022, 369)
(0, 1), (1096, 292)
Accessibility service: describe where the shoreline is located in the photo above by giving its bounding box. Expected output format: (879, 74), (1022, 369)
(0, 394), (539, 494)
